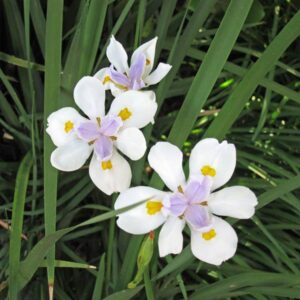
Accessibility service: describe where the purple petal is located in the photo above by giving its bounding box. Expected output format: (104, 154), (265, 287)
(100, 115), (122, 137)
(167, 193), (188, 217)
(184, 205), (212, 231)
(109, 66), (130, 87)
(77, 121), (100, 142)
(185, 177), (212, 204)
(129, 52), (146, 82)
(94, 135), (113, 161)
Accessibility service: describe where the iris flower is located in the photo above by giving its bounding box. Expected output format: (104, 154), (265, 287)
(115, 139), (257, 265)
(95, 36), (172, 96)
(46, 76), (157, 195)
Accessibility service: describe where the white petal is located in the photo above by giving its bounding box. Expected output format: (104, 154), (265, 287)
(116, 127), (146, 160)
(46, 107), (87, 147)
(108, 90), (157, 129)
(74, 76), (106, 120)
(190, 216), (238, 265)
(115, 186), (167, 234)
(107, 36), (129, 74)
(89, 150), (131, 195)
(110, 84), (124, 97)
(144, 63), (172, 86)
(50, 139), (92, 171)
(158, 216), (185, 257)
(189, 138), (236, 191)
(208, 186), (257, 219)
(148, 142), (186, 192)
(131, 37), (157, 76)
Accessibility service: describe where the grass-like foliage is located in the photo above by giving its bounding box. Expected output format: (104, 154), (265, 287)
(1, 0), (300, 299)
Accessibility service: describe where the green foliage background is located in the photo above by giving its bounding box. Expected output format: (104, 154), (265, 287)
(1, 0), (300, 299)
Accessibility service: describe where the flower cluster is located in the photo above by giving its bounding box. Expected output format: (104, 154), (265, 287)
(47, 37), (170, 195)
(47, 36), (257, 265)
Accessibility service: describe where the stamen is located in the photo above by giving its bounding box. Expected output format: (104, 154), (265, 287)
(103, 76), (111, 84)
(146, 200), (163, 215)
(201, 165), (216, 177)
(202, 229), (216, 241)
(64, 120), (74, 133)
(101, 160), (113, 170)
(177, 185), (184, 193)
(118, 107), (132, 121)
(96, 117), (101, 126)
(146, 58), (151, 65)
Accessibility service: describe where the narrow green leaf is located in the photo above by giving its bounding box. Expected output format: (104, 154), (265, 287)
(8, 152), (32, 299)
(62, 0), (108, 105)
(204, 10), (300, 139)
(39, 260), (97, 269)
(168, 0), (253, 147)
(102, 286), (144, 300)
(17, 199), (147, 290)
(92, 253), (106, 300)
(43, 0), (64, 296)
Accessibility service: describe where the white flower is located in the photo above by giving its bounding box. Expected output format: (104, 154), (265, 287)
(94, 36), (172, 96)
(114, 139), (258, 265)
(46, 76), (157, 195)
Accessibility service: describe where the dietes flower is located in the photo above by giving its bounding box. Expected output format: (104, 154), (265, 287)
(114, 139), (257, 265)
(46, 76), (157, 195)
(95, 36), (172, 96)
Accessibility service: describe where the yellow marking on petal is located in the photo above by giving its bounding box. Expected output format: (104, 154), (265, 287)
(101, 160), (112, 170)
(146, 200), (163, 215)
(115, 83), (128, 91)
(146, 58), (151, 66)
(64, 120), (74, 133)
(118, 107), (132, 121)
(200, 201), (208, 206)
(103, 76), (111, 84)
(202, 229), (216, 241)
(201, 165), (216, 177)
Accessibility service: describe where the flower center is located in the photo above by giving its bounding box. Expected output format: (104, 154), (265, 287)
(202, 229), (216, 241)
(101, 160), (112, 170)
(201, 165), (216, 177)
(64, 120), (74, 133)
(118, 108), (132, 121)
(146, 200), (163, 215)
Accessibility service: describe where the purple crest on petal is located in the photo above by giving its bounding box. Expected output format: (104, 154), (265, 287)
(129, 53), (146, 90)
(94, 135), (113, 161)
(77, 121), (100, 142)
(129, 52), (146, 82)
(167, 193), (188, 217)
(100, 115), (123, 137)
(185, 177), (212, 204)
(109, 66), (131, 87)
(184, 205), (212, 231)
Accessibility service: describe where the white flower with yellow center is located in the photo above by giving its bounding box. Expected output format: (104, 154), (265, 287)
(115, 139), (257, 265)
(94, 36), (172, 96)
(46, 76), (157, 195)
